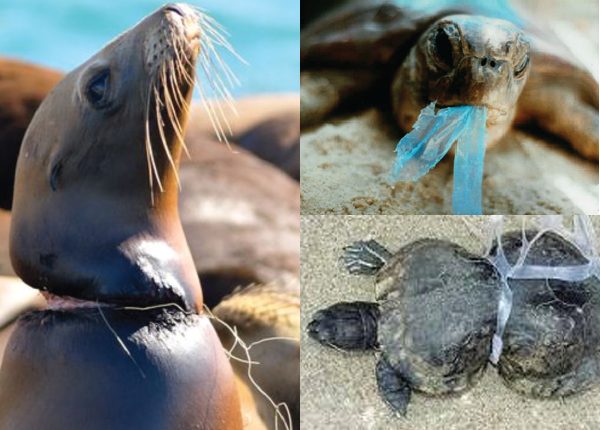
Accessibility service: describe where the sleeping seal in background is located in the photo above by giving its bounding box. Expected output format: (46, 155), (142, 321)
(213, 281), (300, 430)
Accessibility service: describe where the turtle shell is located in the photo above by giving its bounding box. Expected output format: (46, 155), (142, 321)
(494, 229), (600, 397)
(376, 238), (502, 394)
(301, 1), (584, 70)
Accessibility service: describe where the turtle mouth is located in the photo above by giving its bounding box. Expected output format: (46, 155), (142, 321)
(435, 103), (508, 124)
(485, 107), (508, 124)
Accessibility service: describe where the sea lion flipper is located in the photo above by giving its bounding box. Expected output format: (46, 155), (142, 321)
(376, 356), (412, 417)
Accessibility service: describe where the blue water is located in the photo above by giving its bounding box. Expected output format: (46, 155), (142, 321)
(0, 0), (299, 97)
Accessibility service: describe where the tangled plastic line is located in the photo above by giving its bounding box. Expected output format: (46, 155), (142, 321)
(481, 215), (599, 363)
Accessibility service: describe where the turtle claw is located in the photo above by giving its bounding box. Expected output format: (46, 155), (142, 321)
(344, 240), (392, 275)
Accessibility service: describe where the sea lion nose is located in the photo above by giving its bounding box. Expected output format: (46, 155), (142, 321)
(164, 3), (185, 17)
(481, 56), (498, 69)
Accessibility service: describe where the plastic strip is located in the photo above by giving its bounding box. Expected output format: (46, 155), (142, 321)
(388, 102), (487, 215)
(484, 215), (599, 363)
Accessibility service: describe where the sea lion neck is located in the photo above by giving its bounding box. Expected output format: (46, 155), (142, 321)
(9, 4), (207, 312)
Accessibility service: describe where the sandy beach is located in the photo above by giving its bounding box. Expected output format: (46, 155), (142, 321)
(300, 112), (598, 215)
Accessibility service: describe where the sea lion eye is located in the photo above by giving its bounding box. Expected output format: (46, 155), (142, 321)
(86, 70), (110, 107)
(514, 54), (529, 78)
(433, 28), (454, 68)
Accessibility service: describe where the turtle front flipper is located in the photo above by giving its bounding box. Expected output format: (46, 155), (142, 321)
(344, 239), (392, 275)
(307, 301), (379, 350)
(516, 56), (599, 161)
(376, 357), (412, 417)
(300, 69), (378, 127)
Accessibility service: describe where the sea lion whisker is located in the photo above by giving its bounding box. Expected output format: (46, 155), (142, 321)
(167, 61), (194, 158)
(166, 16), (241, 144)
(171, 40), (198, 93)
(197, 12), (247, 66)
(166, 60), (185, 112)
(97, 304), (146, 379)
(195, 82), (230, 143)
(166, 57), (188, 113)
(203, 305), (293, 430)
(161, 64), (190, 159)
(195, 53), (238, 136)
(192, 8), (229, 33)
(145, 78), (164, 197)
(153, 86), (181, 190)
(200, 35), (242, 88)
(194, 67), (234, 136)
(198, 52), (238, 116)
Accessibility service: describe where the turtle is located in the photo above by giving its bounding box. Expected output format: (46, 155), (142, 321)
(490, 228), (600, 398)
(300, 0), (599, 161)
(307, 237), (503, 415)
(307, 221), (600, 415)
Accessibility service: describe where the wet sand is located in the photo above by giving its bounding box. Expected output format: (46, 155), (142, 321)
(301, 215), (600, 430)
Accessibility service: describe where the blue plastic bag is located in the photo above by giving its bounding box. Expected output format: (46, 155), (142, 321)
(388, 102), (487, 214)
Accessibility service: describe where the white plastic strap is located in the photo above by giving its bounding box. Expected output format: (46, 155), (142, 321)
(485, 215), (598, 364)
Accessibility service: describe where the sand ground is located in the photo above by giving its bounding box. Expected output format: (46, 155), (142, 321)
(300, 112), (598, 215)
(301, 215), (600, 430)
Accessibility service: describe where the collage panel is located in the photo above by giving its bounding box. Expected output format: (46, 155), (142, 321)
(0, 1), (299, 430)
(301, 215), (600, 429)
(300, 0), (598, 215)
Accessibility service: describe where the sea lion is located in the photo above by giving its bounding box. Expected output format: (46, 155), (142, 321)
(236, 111), (300, 180)
(0, 209), (12, 276)
(0, 4), (242, 429)
(179, 135), (300, 308)
(300, 1), (599, 160)
(0, 58), (62, 210)
(213, 281), (300, 430)
(0, 62), (300, 303)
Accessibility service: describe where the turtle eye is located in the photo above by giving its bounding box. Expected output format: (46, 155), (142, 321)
(86, 70), (110, 108)
(514, 54), (529, 78)
(433, 28), (454, 68)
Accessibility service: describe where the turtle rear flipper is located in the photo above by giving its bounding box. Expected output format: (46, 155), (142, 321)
(307, 301), (379, 350)
(344, 239), (392, 275)
(376, 357), (412, 417)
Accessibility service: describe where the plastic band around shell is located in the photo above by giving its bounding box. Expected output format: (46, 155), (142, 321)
(484, 215), (599, 364)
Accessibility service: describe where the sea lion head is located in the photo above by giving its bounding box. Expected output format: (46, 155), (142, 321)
(10, 3), (230, 311)
(392, 15), (530, 146)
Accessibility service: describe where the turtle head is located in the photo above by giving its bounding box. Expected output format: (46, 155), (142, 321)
(392, 15), (530, 146)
